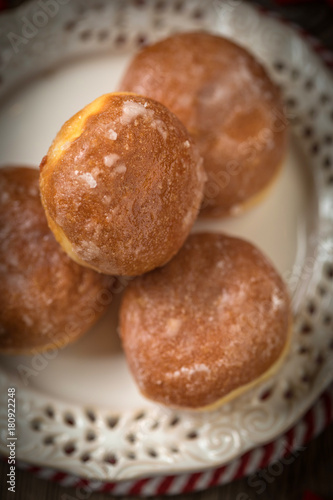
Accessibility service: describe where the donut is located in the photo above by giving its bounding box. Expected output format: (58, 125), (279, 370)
(39, 93), (206, 276)
(120, 32), (288, 217)
(0, 166), (115, 355)
(120, 233), (291, 410)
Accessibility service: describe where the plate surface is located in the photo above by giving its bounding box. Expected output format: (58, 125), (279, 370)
(0, 0), (333, 481)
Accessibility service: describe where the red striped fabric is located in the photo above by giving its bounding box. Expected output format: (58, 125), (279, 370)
(74, 478), (90, 489)
(51, 471), (67, 482)
(234, 451), (253, 479)
(258, 440), (275, 470)
(275, 0), (324, 4)
(282, 426), (295, 456)
(322, 390), (333, 426)
(207, 465), (227, 487)
(182, 472), (202, 493)
(0, 0), (8, 11)
(128, 478), (151, 495)
(100, 482), (116, 492)
(302, 492), (326, 500)
(156, 475), (176, 495)
(303, 407), (315, 445)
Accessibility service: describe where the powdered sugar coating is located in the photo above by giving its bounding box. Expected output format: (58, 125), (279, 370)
(78, 172), (97, 188)
(104, 153), (120, 167)
(120, 233), (290, 409)
(150, 119), (168, 141)
(107, 128), (117, 140)
(40, 94), (205, 276)
(0, 167), (114, 354)
(120, 32), (288, 216)
(120, 100), (154, 125)
(114, 164), (126, 174)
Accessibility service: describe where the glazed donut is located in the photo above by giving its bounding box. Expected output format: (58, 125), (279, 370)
(120, 32), (288, 217)
(39, 93), (205, 276)
(0, 166), (115, 355)
(120, 233), (291, 410)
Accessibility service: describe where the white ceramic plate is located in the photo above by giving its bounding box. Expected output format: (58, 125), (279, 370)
(0, 0), (333, 481)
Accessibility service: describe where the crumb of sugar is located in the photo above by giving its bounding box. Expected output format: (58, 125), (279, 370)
(182, 208), (193, 228)
(22, 314), (33, 327)
(150, 119), (168, 141)
(114, 164), (126, 174)
(120, 100), (154, 125)
(107, 128), (117, 140)
(165, 318), (182, 336)
(103, 194), (111, 204)
(75, 240), (100, 260)
(1, 192), (9, 203)
(104, 153), (120, 167)
(78, 172), (97, 188)
(271, 291), (285, 311)
(171, 364), (211, 378)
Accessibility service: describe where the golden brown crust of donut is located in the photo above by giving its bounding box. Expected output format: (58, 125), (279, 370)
(120, 232), (291, 409)
(39, 93), (205, 276)
(120, 32), (288, 216)
(0, 166), (115, 355)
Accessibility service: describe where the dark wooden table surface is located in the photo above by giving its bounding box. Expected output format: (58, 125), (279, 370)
(1, 0), (333, 499)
